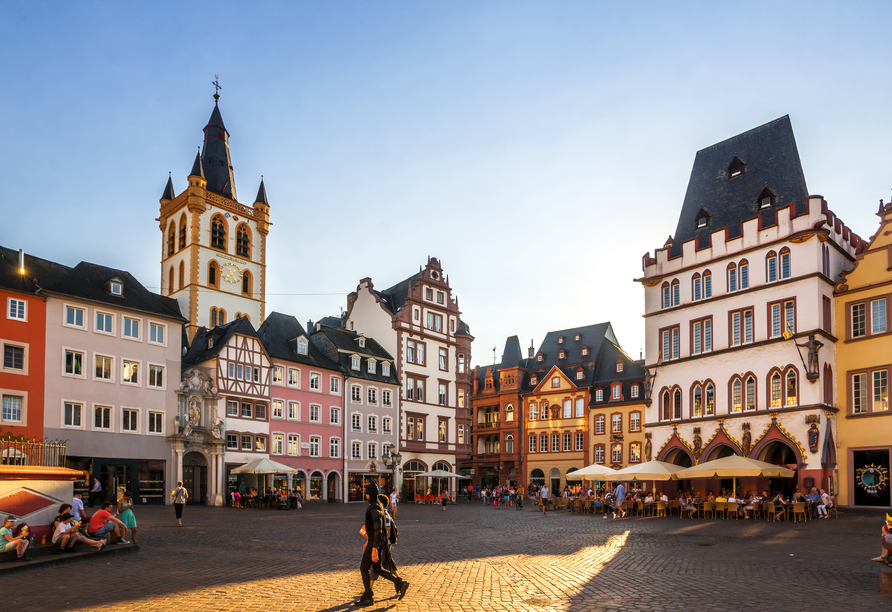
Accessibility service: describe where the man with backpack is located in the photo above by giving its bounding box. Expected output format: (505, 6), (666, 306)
(357, 483), (409, 607)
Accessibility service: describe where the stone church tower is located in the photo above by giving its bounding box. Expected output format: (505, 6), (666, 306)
(157, 94), (270, 341)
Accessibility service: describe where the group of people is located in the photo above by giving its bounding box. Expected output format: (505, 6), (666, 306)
(230, 483), (305, 509)
(0, 490), (138, 562)
(474, 484), (525, 508)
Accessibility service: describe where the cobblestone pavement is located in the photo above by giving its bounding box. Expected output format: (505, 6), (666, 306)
(4, 500), (890, 611)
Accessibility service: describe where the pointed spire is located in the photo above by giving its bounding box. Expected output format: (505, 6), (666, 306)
(189, 149), (204, 178)
(254, 176), (269, 205)
(200, 101), (236, 200)
(161, 172), (176, 200)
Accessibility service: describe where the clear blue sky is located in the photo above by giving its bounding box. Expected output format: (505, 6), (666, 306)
(2, 1), (890, 366)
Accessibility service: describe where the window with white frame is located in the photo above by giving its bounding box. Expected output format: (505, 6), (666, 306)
(438, 383), (446, 406)
(122, 360), (139, 385)
(595, 444), (605, 463)
(148, 364), (164, 389)
(730, 308), (753, 346)
(227, 434), (238, 450)
(310, 372), (320, 390)
(612, 385), (621, 400)
(7, 298), (26, 321)
(149, 322), (165, 345)
(288, 434), (299, 456)
(148, 411), (163, 434)
(575, 432), (584, 451)
(227, 400), (238, 417)
(241, 435), (252, 451)
(552, 376), (560, 388)
(563, 432), (572, 451)
(330, 376), (340, 394)
(122, 408), (139, 432)
(255, 436), (267, 452)
(383, 389), (392, 407)
(63, 401), (82, 428)
(288, 368), (299, 387)
(368, 388), (377, 405)
(611, 413), (622, 433)
(95, 311), (113, 334)
(272, 433), (284, 455)
(65, 305), (85, 328)
(563, 400), (571, 418)
(661, 326), (680, 360)
(367, 359), (376, 374)
(368, 415), (378, 433)
(595, 389), (603, 402)
(351, 356), (360, 370)
(351, 385), (361, 403)
(330, 438), (340, 458)
(540, 434), (547, 452)
(575, 398), (584, 417)
(64, 349), (84, 377)
(352, 441), (362, 459)
(630, 411), (641, 431)
(288, 401), (299, 420)
(241, 402), (252, 418)
(309, 404), (320, 423)
(368, 442), (377, 462)
(297, 337), (308, 354)
(93, 354), (113, 381)
(272, 400), (284, 419)
(529, 435), (536, 453)
(93, 405), (111, 430)
(611, 443), (622, 463)
(352, 413), (362, 431)
(692, 317), (713, 354)
(123, 317), (140, 340)
(551, 433), (560, 452)
(383, 417), (392, 434)
(2, 395), (23, 423)
(330, 407), (340, 425)
(273, 365), (284, 384)
(595, 414), (605, 434)
(631, 385), (639, 398)
(382, 363), (390, 376)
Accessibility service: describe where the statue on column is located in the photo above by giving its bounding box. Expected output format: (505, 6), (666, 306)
(796, 334), (823, 382)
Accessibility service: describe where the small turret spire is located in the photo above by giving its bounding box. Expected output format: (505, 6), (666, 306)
(189, 148), (205, 178)
(161, 172), (176, 200)
(254, 175), (269, 205)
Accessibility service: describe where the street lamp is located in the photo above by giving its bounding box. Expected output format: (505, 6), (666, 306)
(381, 443), (402, 494)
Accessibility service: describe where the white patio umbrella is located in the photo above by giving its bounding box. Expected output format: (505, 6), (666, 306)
(230, 457), (300, 474)
(675, 455), (795, 497)
(415, 469), (460, 497)
(565, 463), (618, 481)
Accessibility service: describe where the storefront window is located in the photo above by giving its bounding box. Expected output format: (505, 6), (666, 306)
(137, 460), (165, 503)
(348, 473), (393, 501)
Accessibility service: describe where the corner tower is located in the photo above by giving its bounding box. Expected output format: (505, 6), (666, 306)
(157, 95), (270, 341)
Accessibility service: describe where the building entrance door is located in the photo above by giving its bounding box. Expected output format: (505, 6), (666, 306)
(183, 452), (208, 504)
(99, 463), (133, 503)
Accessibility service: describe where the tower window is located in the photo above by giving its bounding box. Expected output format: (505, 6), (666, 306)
(208, 261), (218, 288)
(236, 225), (251, 258)
(167, 224), (175, 256)
(729, 157), (745, 178)
(242, 271), (251, 296)
(211, 216), (227, 250)
(178, 215), (187, 249)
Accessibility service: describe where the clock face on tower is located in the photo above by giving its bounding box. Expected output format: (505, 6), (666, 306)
(221, 262), (241, 284)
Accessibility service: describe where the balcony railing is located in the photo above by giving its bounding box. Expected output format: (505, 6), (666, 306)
(0, 435), (68, 468)
(475, 421), (501, 429)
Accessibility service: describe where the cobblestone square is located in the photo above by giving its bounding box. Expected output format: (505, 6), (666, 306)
(5, 501), (890, 611)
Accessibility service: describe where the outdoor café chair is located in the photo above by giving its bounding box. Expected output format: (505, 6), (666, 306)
(827, 498), (839, 518)
(636, 501), (645, 517)
(668, 500), (681, 517)
(792, 501), (808, 522)
(764, 501), (779, 521)
(656, 501), (667, 517)
(726, 501), (739, 519)
(702, 501), (715, 518)
(714, 501), (726, 519)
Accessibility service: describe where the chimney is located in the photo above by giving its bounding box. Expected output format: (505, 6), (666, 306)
(528, 340), (534, 358)
(307, 320), (314, 332)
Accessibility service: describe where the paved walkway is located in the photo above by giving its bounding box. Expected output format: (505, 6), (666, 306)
(5, 500), (890, 611)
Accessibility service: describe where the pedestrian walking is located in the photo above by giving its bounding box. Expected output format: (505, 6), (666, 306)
(389, 488), (399, 520)
(539, 484), (549, 515)
(171, 481), (188, 527)
(441, 488), (448, 510)
(89, 477), (102, 507)
(118, 491), (138, 545)
(357, 483), (408, 607)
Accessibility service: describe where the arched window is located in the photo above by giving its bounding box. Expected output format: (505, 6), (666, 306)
(218, 309), (226, 325)
(692, 384), (702, 418)
(671, 279), (680, 306)
(766, 251), (778, 283)
(739, 259), (749, 289)
(727, 263), (738, 293)
(662, 390), (670, 421)
(673, 388), (682, 420)
(692, 272), (702, 301)
(780, 247), (791, 279)
(210, 307), (218, 327)
(178, 260), (185, 290)
(236, 224), (251, 258)
(823, 364), (833, 406)
(705, 383), (715, 416)
(167, 223), (176, 257)
(731, 378), (742, 413)
(785, 369), (797, 406)
(168, 266), (174, 295)
(505, 434), (514, 454)
(703, 270), (712, 298)
(770, 370), (782, 407)
(242, 270), (252, 296)
(745, 376), (756, 411)
(661, 282), (670, 309)
(208, 261), (219, 288)
(178, 214), (187, 250)
(211, 215), (227, 250)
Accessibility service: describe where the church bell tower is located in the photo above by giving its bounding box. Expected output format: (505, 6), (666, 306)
(157, 89), (270, 341)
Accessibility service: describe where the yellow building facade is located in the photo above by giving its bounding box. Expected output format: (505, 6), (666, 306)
(835, 203), (892, 509)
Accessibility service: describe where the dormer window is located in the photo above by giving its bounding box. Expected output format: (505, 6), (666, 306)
(574, 333), (580, 341)
(558, 350), (566, 359)
(558, 336), (564, 344)
(581, 346), (589, 356)
(695, 208), (711, 230)
(382, 362), (390, 376)
(358, 337), (366, 348)
(576, 368), (584, 380)
(536, 353), (543, 363)
(107, 278), (124, 296)
(207, 338), (214, 349)
(759, 188), (775, 209)
(530, 375), (538, 385)
(616, 361), (624, 373)
(367, 359), (376, 374)
(297, 337), (308, 355)
(729, 157), (745, 178)
(351, 356), (360, 370)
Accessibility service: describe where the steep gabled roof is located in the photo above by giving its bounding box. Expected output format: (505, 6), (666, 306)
(374, 272), (420, 314)
(0, 246), (71, 296)
(40, 260), (185, 321)
(311, 325), (399, 385)
(500, 335), (525, 369)
(183, 316), (258, 365)
(257, 311), (341, 370)
(200, 102), (236, 200)
(670, 115), (809, 257)
(522, 323), (617, 391)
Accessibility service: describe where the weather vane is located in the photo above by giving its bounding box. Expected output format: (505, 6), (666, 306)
(212, 75), (222, 102)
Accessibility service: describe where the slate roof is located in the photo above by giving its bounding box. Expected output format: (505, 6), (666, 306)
(316, 315), (343, 328)
(200, 102), (237, 200)
(161, 175), (176, 200)
(522, 323), (618, 392)
(254, 178), (269, 205)
(500, 335), (525, 369)
(183, 316), (259, 365)
(257, 312), (341, 371)
(670, 115), (809, 257)
(374, 272), (420, 314)
(311, 325), (399, 386)
(0, 246), (71, 296)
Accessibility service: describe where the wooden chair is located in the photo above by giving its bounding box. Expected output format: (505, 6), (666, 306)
(764, 501), (780, 521)
(668, 500), (681, 517)
(714, 501), (726, 519)
(655, 501), (667, 517)
(636, 501), (645, 517)
(827, 498), (839, 518)
(792, 501), (808, 522)
(726, 502), (739, 519)
(702, 501), (715, 518)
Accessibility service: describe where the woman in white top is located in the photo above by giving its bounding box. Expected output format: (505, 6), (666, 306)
(390, 489), (399, 519)
(817, 489), (833, 518)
